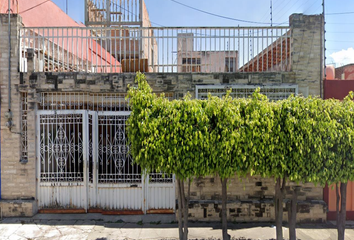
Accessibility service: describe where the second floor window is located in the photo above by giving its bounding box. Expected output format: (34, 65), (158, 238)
(182, 58), (201, 72)
(225, 57), (236, 72)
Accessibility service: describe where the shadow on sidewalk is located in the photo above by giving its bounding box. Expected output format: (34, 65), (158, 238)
(0, 213), (345, 231)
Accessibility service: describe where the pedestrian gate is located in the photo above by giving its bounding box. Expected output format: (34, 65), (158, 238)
(37, 99), (175, 213)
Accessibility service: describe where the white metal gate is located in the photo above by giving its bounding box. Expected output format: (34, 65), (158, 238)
(37, 109), (175, 213)
(37, 111), (88, 210)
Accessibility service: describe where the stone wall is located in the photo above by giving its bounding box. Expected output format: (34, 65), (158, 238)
(290, 14), (323, 97)
(25, 71), (325, 222)
(31, 71), (296, 96)
(182, 176), (326, 223)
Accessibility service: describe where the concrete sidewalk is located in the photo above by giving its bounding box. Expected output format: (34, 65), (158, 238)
(1, 214), (354, 240)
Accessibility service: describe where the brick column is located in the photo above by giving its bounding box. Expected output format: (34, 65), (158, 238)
(290, 14), (324, 97)
(0, 14), (37, 216)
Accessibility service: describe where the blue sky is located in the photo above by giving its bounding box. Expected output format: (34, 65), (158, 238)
(52, 0), (354, 66)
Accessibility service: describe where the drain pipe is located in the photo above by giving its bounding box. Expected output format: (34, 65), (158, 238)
(8, 0), (12, 117)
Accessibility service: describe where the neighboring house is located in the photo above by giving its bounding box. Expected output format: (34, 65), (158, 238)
(324, 63), (354, 220)
(0, 0), (326, 222)
(324, 70), (354, 220)
(1, 0), (121, 73)
(334, 64), (354, 80)
(325, 64), (354, 82)
(177, 33), (238, 73)
(85, 0), (158, 73)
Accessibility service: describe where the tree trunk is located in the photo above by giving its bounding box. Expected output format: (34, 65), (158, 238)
(337, 182), (347, 240)
(221, 178), (230, 240)
(182, 178), (191, 240)
(275, 177), (286, 240)
(288, 186), (300, 240)
(177, 179), (184, 240)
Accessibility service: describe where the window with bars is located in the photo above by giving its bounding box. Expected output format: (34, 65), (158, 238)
(182, 57), (201, 73)
(39, 92), (176, 111)
(225, 57), (237, 72)
(196, 84), (298, 101)
(20, 92), (28, 162)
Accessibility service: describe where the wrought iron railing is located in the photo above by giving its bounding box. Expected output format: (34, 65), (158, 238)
(19, 26), (291, 73)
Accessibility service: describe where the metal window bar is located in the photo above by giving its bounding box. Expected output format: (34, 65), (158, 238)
(20, 26), (290, 73)
(39, 92), (175, 111)
(195, 84), (298, 101)
(20, 92), (28, 161)
(38, 91), (175, 185)
(97, 114), (141, 183)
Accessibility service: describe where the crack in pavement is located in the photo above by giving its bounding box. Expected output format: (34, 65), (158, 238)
(1, 224), (23, 239)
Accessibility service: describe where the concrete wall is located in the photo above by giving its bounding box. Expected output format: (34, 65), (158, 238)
(324, 79), (354, 100)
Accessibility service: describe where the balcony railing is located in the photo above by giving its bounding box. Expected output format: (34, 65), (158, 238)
(19, 26), (291, 73)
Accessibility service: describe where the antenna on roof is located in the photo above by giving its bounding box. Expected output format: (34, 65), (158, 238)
(66, 0), (68, 14)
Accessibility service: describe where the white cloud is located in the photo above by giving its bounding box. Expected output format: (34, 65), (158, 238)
(329, 48), (354, 67)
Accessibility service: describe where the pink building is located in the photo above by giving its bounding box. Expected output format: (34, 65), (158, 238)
(1, 0), (122, 73)
(177, 33), (238, 73)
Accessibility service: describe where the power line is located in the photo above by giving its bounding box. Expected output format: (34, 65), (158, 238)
(326, 22), (354, 25)
(272, 0), (293, 22)
(327, 39), (354, 43)
(111, 2), (165, 27)
(303, 0), (321, 14)
(169, 0), (281, 25)
(19, 0), (51, 14)
(327, 48), (349, 51)
(326, 11), (354, 15)
(274, 0), (301, 23)
(327, 31), (354, 33)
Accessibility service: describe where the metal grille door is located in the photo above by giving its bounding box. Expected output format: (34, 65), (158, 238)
(37, 109), (175, 213)
(89, 112), (144, 211)
(37, 111), (88, 210)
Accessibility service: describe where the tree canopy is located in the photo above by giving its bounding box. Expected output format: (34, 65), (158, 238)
(127, 73), (354, 185)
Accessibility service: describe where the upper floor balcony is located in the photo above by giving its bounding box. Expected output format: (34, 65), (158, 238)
(19, 25), (291, 74)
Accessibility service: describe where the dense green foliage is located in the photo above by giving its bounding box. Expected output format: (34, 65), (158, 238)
(127, 73), (354, 185)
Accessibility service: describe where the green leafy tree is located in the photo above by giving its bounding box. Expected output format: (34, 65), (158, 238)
(128, 73), (354, 240)
(320, 93), (354, 240)
(127, 73), (214, 239)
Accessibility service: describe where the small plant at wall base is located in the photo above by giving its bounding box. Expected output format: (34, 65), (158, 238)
(127, 72), (354, 240)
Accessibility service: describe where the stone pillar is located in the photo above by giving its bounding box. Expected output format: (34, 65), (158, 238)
(0, 14), (37, 216)
(290, 14), (324, 97)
